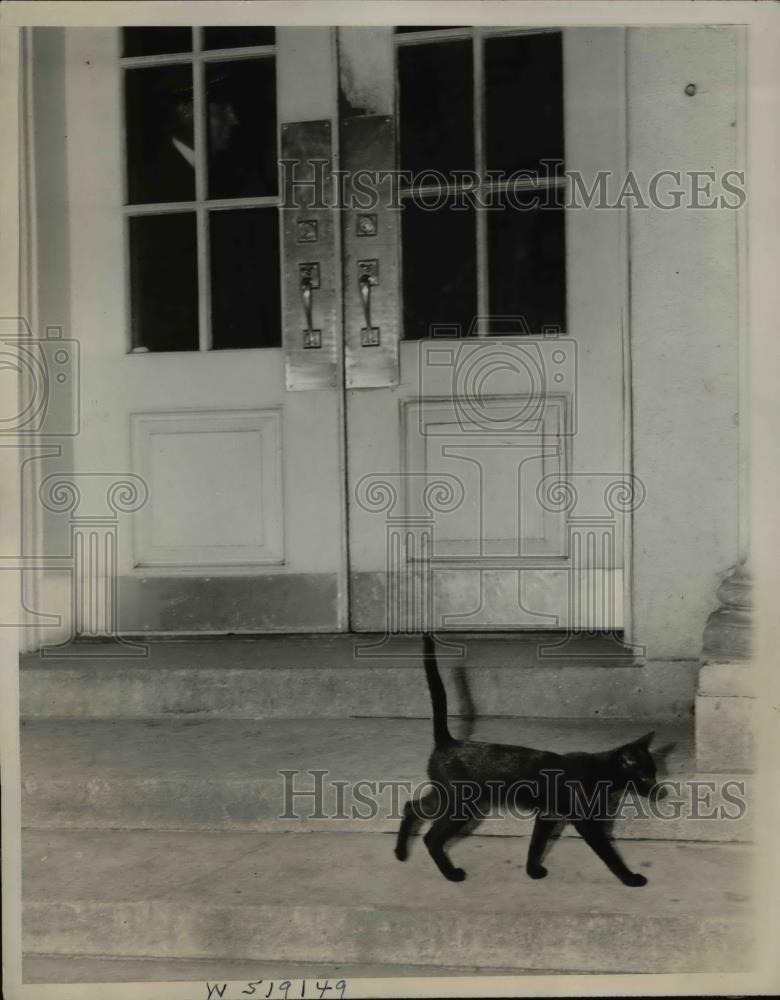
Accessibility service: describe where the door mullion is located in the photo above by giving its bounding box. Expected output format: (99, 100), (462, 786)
(192, 31), (212, 351)
(473, 30), (489, 336)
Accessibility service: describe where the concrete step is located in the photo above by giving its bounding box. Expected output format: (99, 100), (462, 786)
(20, 635), (697, 719)
(23, 955), (543, 984)
(21, 717), (752, 841)
(23, 829), (753, 975)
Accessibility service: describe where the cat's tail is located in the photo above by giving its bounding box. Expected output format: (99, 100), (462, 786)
(423, 633), (454, 748)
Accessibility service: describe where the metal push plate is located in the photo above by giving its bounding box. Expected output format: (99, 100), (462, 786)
(341, 115), (400, 389)
(281, 120), (338, 391)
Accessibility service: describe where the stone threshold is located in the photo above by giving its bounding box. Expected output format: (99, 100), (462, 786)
(20, 635), (697, 719)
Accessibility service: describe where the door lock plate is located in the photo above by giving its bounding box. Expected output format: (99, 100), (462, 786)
(299, 262), (321, 288)
(361, 326), (381, 347)
(358, 259), (379, 285)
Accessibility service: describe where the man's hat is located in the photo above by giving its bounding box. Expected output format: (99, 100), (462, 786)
(164, 70), (232, 106)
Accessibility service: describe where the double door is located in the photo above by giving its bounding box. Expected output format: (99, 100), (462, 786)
(58, 25), (629, 635)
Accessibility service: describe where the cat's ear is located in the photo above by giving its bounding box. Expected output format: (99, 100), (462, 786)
(619, 731), (655, 768)
(653, 740), (676, 760)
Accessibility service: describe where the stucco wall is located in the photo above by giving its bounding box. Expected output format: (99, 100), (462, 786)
(27, 27), (73, 646)
(627, 26), (742, 658)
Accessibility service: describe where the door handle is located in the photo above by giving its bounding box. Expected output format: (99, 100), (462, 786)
(301, 279), (313, 325)
(299, 263), (321, 349)
(359, 274), (371, 327)
(358, 259), (380, 347)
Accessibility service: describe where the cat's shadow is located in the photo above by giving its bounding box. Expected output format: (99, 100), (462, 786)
(451, 659), (477, 742)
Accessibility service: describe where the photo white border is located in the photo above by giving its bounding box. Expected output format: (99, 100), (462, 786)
(1, 2), (778, 998)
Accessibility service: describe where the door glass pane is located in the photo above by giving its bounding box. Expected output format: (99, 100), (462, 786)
(122, 27), (192, 57)
(125, 64), (195, 205)
(203, 27), (275, 49)
(402, 198), (476, 340)
(129, 213), (199, 351)
(487, 193), (566, 333)
(206, 59), (277, 199)
(398, 40), (473, 176)
(485, 31), (564, 175)
(395, 27), (469, 33)
(210, 209), (281, 349)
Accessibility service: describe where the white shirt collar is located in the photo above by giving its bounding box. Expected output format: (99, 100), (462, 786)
(171, 136), (196, 169)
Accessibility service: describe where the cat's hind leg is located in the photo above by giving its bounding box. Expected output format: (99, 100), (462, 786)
(395, 789), (441, 861)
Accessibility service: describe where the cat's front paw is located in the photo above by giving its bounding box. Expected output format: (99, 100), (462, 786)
(622, 872), (648, 887)
(446, 867), (467, 882)
(394, 845), (408, 861)
(526, 864), (548, 880)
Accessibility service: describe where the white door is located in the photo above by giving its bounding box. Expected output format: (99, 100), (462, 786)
(341, 28), (633, 633)
(47, 26), (347, 635)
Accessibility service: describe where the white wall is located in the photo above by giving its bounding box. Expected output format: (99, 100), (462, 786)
(26, 28), (73, 645)
(628, 26), (742, 658)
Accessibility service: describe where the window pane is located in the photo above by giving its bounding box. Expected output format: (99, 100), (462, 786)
(206, 59), (277, 199)
(210, 209), (281, 349)
(485, 32), (564, 175)
(398, 40), (473, 176)
(395, 27), (469, 33)
(487, 195), (566, 333)
(203, 27), (275, 49)
(402, 198), (476, 340)
(129, 213), (199, 351)
(122, 27), (192, 57)
(125, 65), (195, 205)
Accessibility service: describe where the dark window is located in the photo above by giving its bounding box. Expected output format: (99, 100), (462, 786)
(129, 213), (199, 351)
(122, 28), (280, 351)
(125, 64), (195, 205)
(210, 209), (281, 349)
(203, 27), (275, 49)
(206, 59), (277, 199)
(485, 32), (564, 175)
(487, 195), (566, 333)
(398, 40), (474, 176)
(395, 27), (469, 34)
(123, 28), (192, 57)
(402, 198), (477, 340)
(396, 30), (566, 337)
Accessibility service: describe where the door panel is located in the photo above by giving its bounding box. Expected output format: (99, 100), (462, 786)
(343, 28), (630, 632)
(56, 27), (347, 636)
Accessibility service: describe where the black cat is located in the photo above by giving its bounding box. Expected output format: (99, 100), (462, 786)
(395, 635), (657, 886)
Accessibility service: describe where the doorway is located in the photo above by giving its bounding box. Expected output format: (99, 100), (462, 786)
(35, 25), (630, 638)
